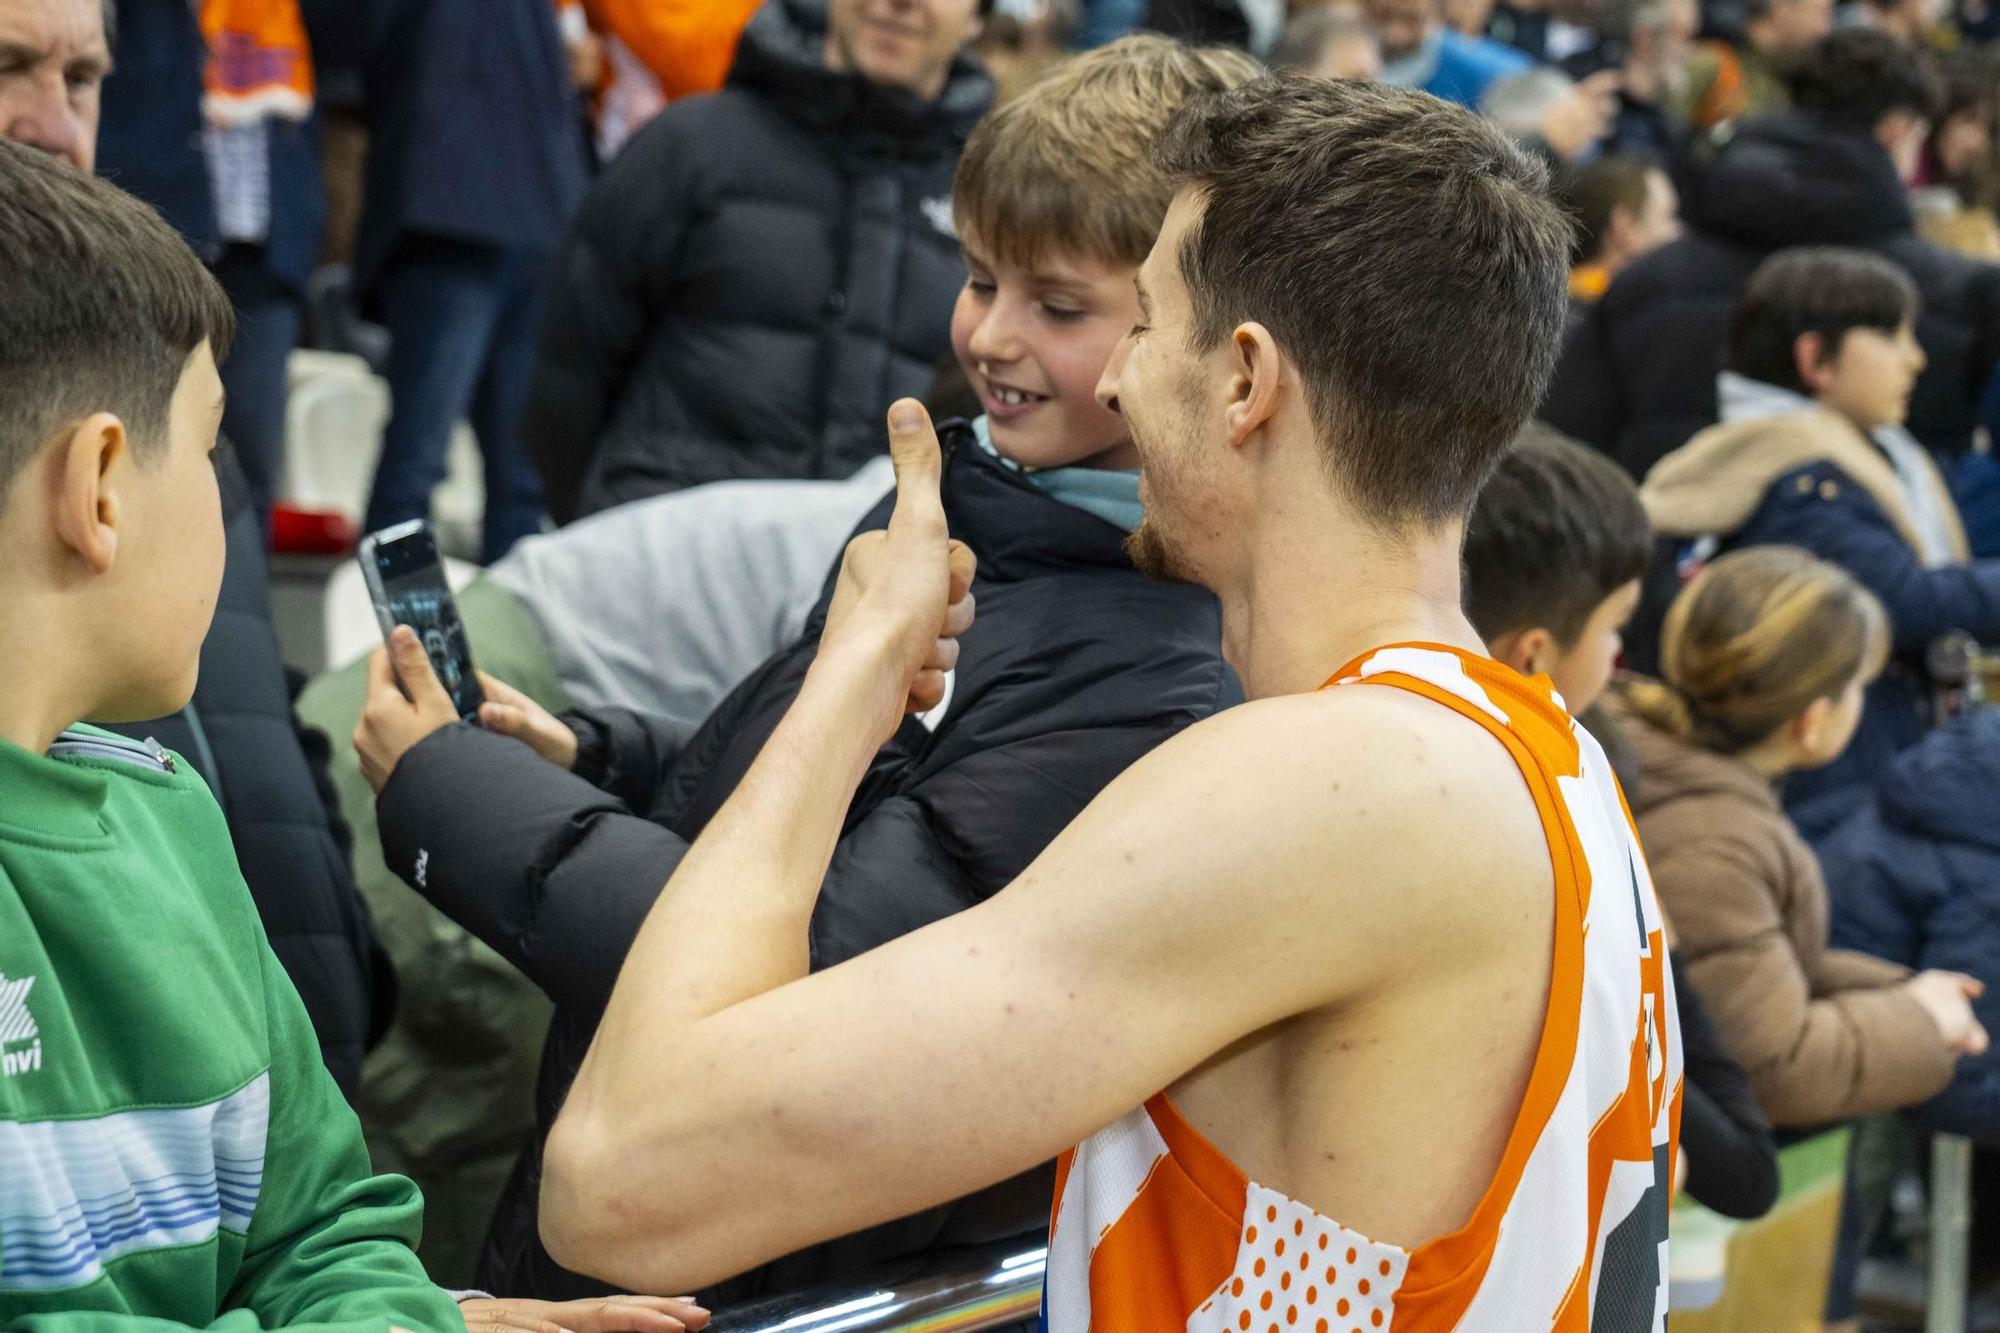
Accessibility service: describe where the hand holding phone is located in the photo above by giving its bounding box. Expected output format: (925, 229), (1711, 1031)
(357, 520), (484, 721)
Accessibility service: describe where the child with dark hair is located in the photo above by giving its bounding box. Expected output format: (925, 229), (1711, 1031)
(0, 139), (702, 1333)
(1640, 245), (2000, 837)
(1465, 426), (1781, 1223)
(1464, 424), (1651, 715)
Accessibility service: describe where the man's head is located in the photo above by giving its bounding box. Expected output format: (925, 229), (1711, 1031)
(1270, 6), (1383, 82)
(0, 139), (234, 725)
(0, 0), (110, 170)
(1791, 26), (1941, 168)
(950, 35), (1260, 471)
(1559, 155), (1680, 276)
(825, 0), (982, 101)
(1362, 0), (1437, 66)
(1464, 425), (1651, 712)
(1729, 246), (1925, 431)
(1742, 0), (1834, 61)
(1098, 77), (1572, 585)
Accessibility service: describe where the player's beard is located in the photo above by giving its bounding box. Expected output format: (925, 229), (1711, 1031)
(1125, 516), (1191, 583)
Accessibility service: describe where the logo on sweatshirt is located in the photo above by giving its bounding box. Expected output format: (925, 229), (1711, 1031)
(0, 971), (40, 1077)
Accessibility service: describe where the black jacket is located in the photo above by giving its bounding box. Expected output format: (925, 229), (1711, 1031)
(523, 0), (992, 523)
(376, 429), (1235, 1299)
(1545, 111), (2000, 478)
(108, 450), (393, 1099)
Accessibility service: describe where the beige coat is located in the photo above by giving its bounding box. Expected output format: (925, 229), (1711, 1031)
(1641, 407), (1970, 562)
(1610, 693), (1958, 1127)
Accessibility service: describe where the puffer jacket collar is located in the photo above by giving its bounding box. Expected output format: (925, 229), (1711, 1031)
(730, 0), (993, 160)
(1641, 403), (1961, 558)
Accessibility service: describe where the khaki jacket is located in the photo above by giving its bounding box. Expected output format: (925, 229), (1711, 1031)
(1610, 692), (1958, 1126)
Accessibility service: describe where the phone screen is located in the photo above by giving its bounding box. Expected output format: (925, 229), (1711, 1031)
(362, 523), (483, 721)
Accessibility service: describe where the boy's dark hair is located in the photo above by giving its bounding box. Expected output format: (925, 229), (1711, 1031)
(1464, 424), (1652, 645)
(1156, 77), (1573, 528)
(1791, 28), (1943, 133)
(1557, 155), (1657, 266)
(0, 141), (232, 504)
(1728, 246), (1919, 394)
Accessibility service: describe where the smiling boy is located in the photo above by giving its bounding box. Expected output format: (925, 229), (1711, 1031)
(354, 35), (1261, 1302)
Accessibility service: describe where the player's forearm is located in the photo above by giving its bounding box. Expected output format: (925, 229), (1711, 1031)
(560, 642), (894, 1109)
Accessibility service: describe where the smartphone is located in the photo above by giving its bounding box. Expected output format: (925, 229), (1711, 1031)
(357, 519), (484, 722)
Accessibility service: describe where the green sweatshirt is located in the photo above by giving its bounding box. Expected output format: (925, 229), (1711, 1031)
(0, 725), (463, 1333)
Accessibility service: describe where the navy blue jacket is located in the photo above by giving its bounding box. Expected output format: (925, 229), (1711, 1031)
(323, 0), (588, 303)
(96, 0), (326, 291)
(1818, 709), (2000, 1140)
(1722, 460), (2000, 838)
(1546, 111), (2000, 479)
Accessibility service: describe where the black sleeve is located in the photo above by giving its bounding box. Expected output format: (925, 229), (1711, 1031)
(522, 113), (697, 523)
(565, 704), (697, 814)
(1675, 957), (1780, 1220)
(375, 723), (692, 1017)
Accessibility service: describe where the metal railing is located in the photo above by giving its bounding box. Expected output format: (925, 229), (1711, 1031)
(708, 1243), (1046, 1333)
(1928, 1134), (1975, 1333)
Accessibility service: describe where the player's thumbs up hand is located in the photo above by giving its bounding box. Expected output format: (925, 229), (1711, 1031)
(819, 400), (977, 740)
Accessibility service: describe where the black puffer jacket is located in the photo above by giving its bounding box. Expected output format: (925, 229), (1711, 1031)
(108, 450), (393, 1100)
(1544, 111), (2000, 478)
(523, 0), (992, 523)
(376, 427), (1235, 1301)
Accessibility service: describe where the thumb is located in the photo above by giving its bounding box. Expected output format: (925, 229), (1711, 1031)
(885, 399), (945, 542)
(390, 625), (455, 712)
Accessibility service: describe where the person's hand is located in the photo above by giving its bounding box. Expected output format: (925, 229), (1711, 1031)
(1539, 70), (1620, 162)
(477, 672), (579, 770)
(459, 1295), (710, 1333)
(1905, 969), (1990, 1056)
(355, 625), (461, 793)
(815, 400), (977, 742)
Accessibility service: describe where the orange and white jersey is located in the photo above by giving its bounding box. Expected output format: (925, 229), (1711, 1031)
(1040, 645), (1682, 1333)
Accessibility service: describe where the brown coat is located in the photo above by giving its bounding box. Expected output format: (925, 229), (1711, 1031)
(1610, 693), (1957, 1126)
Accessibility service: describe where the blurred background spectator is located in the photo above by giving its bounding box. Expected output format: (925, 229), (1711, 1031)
(521, 0), (993, 524)
(1558, 152), (1684, 304)
(338, 0), (590, 565)
(1366, 0), (1533, 103)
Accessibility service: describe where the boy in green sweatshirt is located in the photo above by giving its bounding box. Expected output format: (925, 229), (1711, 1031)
(0, 141), (699, 1333)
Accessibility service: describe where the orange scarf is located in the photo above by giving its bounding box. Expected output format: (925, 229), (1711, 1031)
(200, 0), (314, 126)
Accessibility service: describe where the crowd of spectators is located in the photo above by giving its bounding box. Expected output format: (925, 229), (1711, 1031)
(8, 0), (2000, 1328)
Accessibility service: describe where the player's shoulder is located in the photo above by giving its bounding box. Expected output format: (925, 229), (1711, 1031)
(1141, 683), (1542, 849)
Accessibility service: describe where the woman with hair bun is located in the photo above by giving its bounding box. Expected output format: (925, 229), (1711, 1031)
(1609, 545), (1988, 1128)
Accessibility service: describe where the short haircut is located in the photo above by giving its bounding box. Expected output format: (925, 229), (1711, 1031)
(0, 143), (233, 503)
(1464, 424), (1652, 645)
(953, 34), (1262, 270)
(1557, 155), (1657, 265)
(1268, 6), (1374, 74)
(1728, 246), (1919, 394)
(1157, 77), (1573, 527)
(1791, 28), (1943, 133)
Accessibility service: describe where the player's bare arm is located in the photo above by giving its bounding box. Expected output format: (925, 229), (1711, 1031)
(539, 412), (1555, 1293)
